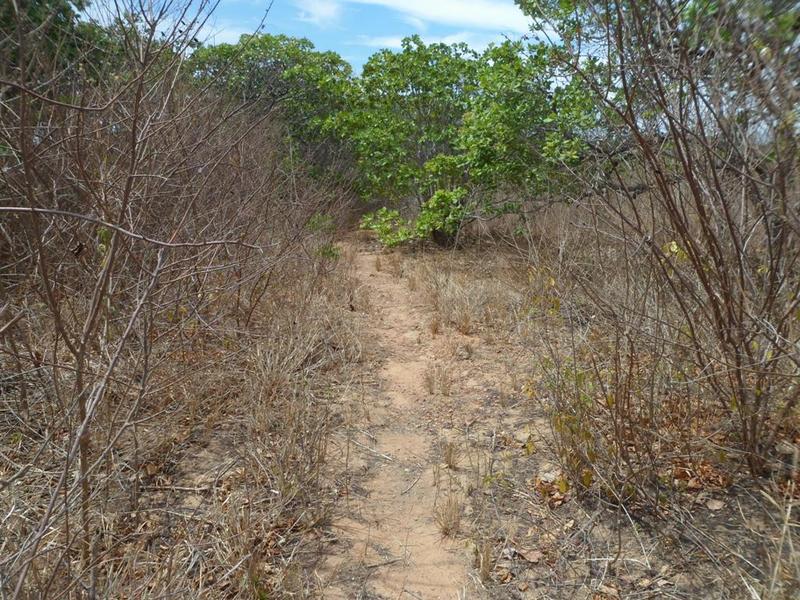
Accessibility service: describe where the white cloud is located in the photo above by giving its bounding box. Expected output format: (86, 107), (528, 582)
(401, 14), (428, 31)
(197, 18), (262, 45)
(356, 35), (404, 49)
(348, 0), (530, 33)
(296, 0), (343, 26)
(355, 30), (506, 51)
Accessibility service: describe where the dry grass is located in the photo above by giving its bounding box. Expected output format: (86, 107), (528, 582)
(475, 540), (494, 582)
(452, 204), (800, 599)
(423, 368), (436, 394)
(434, 494), (463, 537)
(749, 485), (800, 599)
(429, 316), (441, 336)
(406, 254), (526, 338)
(0, 58), (360, 595)
(407, 268), (419, 292)
(448, 339), (474, 360)
(453, 305), (474, 335)
(0, 255), (361, 597)
(384, 252), (403, 278)
(442, 439), (461, 470)
(423, 363), (453, 396)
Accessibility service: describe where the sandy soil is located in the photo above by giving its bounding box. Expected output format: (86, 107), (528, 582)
(317, 244), (477, 599)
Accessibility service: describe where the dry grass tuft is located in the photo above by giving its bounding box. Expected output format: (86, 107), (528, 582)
(423, 368), (436, 394)
(448, 339), (474, 360)
(423, 363), (453, 396)
(476, 540), (494, 582)
(434, 494), (463, 537)
(442, 439), (461, 470)
(408, 255), (526, 338)
(429, 316), (441, 336)
(453, 305), (474, 335)
(384, 252), (403, 278)
(407, 269), (419, 292)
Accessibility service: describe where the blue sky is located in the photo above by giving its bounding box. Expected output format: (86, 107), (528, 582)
(203, 0), (533, 72)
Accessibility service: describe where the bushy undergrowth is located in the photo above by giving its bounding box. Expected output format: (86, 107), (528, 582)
(522, 200), (800, 500)
(396, 195), (799, 592)
(0, 2), (359, 596)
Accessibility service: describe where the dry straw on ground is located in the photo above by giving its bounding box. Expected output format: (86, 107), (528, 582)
(0, 2), (360, 596)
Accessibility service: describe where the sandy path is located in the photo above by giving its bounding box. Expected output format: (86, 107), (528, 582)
(318, 244), (474, 599)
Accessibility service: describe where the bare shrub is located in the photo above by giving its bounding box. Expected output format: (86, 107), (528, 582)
(441, 439), (461, 470)
(521, 0), (800, 508)
(0, 1), (356, 596)
(428, 315), (441, 335)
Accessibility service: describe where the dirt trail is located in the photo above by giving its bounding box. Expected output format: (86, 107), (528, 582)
(319, 244), (477, 599)
(314, 240), (755, 600)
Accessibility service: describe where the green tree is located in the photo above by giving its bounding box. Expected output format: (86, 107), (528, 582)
(190, 34), (353, 144)
(458, 41), (552, 197)
(0, 0), (120, 86)
(356, 39), (587, 246)
(337, 35), (478, 203)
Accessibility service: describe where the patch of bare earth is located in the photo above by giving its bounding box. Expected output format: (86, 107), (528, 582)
(318, 243), (477, 598)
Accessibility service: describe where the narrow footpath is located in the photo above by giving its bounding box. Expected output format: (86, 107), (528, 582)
(318, 244), (477, 599)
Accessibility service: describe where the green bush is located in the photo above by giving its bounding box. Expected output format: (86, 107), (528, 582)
(360, 187), (469, 247)
(359, 207), (415, 247)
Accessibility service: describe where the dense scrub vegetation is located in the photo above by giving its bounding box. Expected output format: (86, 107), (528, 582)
(1, 0), (798, 596)
(1, 1), (360, 596)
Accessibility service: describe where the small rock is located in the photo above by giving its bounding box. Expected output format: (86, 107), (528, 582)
(517, 548), (542, 564)
(597, 583), (619, 598)
(672, 573), (692, 588)
(514, 428), (531, 444)
(539, 469), (558, 484)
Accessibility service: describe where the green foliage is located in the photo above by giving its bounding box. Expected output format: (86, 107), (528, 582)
(191, 34), (317, 101)
(3, 5), (605, 251)
(185, 31), (600, 248)
(0, 0), (128, 85)
(315, 243), (341, 260)
(360, 187), (470, 247)
(359, 208), (415, 247)
(190, 34), (353, 143)
(414, 188), (469, 238)
(0, 0), (86, 58)
(422, 154), (466, 190)
(334, 36), (478, 201)
(306, 213), (336, 234)
(458, 41), (551, 190)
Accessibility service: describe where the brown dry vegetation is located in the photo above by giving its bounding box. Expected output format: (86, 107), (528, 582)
(392, 231), (799, 599)
(0, 2), (363, 597)
(2, 0), (798, 598)
(376, 4), (800, 589)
